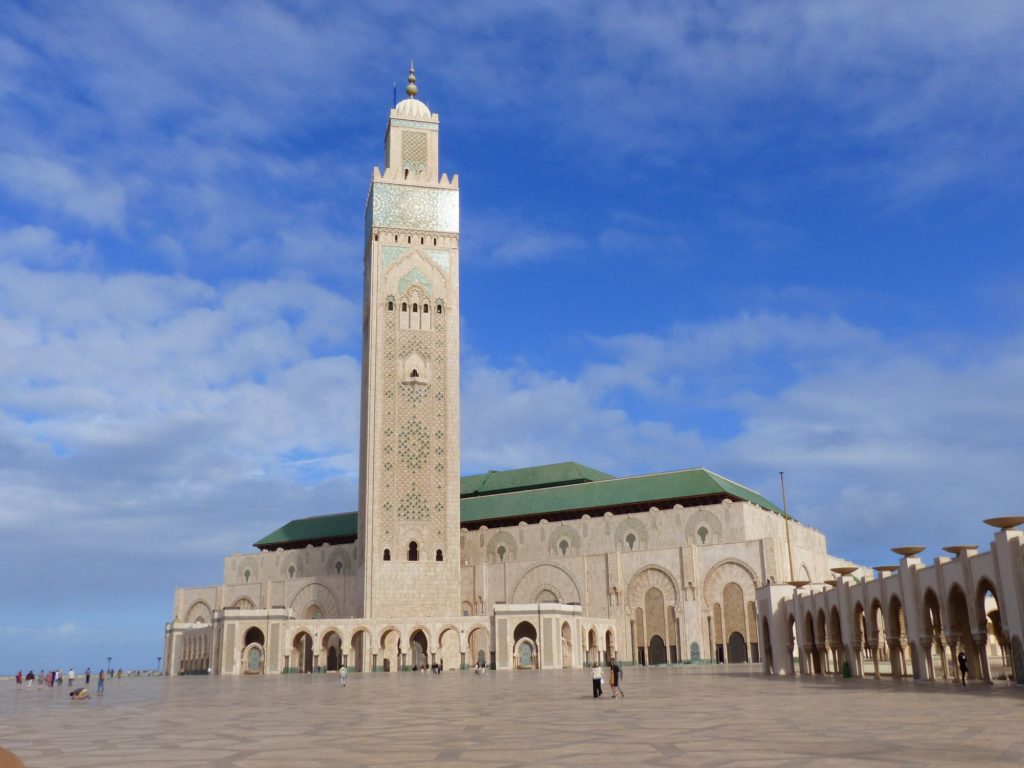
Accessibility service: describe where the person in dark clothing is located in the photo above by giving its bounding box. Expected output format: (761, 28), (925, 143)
(610, 660), (624, 699)
(957, 650), (969, 686)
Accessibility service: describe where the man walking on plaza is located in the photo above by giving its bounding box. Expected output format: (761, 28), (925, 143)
(339, 665), (348, 687)
(957, 650), (968, 686)
(610, 660), (624, 699)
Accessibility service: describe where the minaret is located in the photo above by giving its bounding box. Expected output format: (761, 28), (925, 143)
(357, 66), (461, 618)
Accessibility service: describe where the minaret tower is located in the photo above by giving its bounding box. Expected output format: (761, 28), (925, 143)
(357, 66), (461, 618)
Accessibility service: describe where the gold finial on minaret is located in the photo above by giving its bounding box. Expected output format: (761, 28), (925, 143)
(406, 61), (418, 98)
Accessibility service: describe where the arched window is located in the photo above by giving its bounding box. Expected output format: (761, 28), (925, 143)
(435, 549), (443, 561)
(412, 303), (418, 313)
(334, 561), (343, 575)
(497, 545), (506, 562)
(383, 548), (391, 561)
(410, 369), (419, 378)
(243, 569), (251, 583)
(387, 300), (394, 311)
(420, 237), (424, 244)
(288, 565), (296, 578)
(626, 532), (637, 551)
(558, 539), (569, 556)
(697, 526), (709, 544)
(401, 302), (407, 312)
(436, 304), (443, 314)
(409, 542), (419, 561)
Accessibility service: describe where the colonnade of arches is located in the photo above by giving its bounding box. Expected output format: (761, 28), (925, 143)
(765, 579), (1014, 683)
(244, 624), (492, 674)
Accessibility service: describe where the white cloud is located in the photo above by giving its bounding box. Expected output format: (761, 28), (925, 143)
(463, 313), (1024, 566)
(0, 265), (361, 554)
(0, 153), (126, 230)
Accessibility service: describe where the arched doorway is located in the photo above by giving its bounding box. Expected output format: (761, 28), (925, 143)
(605, 629), (615, 662)
(816, 609), (830, 674)
(787, 614), (799, 675)
(293, 631), (314, 673)
(513, 621), (538, 669)
(727, 631), (747, 663)
(409, 629), (429, 669)
(242, 627), (265, 674)
(922, 590), (946, 680)
(887, 595), (911, 679)
(379, 628), (400, 672)
(438, 628), (460, 671)
(468, 627), (489, 669)
(828, 606), (845, 674)
(649, 635), (668, 665)
(322, 631), (342, 672)
(978, 581), (1010, 682)
(804, 612), (820, 674)
(852, 603), (867, 677)
(350, 629), (369, 672)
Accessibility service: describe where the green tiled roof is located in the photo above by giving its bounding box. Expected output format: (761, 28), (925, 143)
(254, 512), (357, 548)
(459, 467), (784, 524)
(460, 461), (614, 497)
(255, 464), (786, 550)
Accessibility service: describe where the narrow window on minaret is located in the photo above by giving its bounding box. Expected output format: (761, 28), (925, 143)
(408, 542), (418, 561)
(412, 303), (418, 313)
(420, 237), (424, 244)
(383, 549), (391, 561)
(433, 238), (437, 246)
(435, 549), (443, 561)
(387, 300), (394, 311)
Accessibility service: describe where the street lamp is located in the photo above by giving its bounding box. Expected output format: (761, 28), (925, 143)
(157, 656), (162, 675)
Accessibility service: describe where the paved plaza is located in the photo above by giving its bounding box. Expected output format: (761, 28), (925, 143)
(2, 666), (1023, 767)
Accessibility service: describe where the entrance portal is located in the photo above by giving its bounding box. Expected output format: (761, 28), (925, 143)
(649, 635), (667, 665)
(728, 631), (748, 663)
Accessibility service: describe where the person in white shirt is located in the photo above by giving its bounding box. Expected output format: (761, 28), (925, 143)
(591, 663), (603, 698)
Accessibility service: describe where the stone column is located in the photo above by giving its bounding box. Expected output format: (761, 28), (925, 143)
(921, 640), (934, 680)
(869, 643), (880, 679)
(974, 631), (992, 682)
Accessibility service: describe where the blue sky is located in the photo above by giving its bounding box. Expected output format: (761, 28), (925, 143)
(2, 1), (1023, 673)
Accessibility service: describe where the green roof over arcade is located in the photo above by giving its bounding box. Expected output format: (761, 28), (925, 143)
(253, 462), (786, 550)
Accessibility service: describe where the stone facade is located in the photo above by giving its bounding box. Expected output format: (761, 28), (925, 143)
(165, 70), (854, 677)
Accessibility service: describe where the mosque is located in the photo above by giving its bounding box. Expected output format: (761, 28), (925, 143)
(164, 69), (858, 676)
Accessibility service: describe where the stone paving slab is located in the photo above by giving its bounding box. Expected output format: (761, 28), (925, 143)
(1, 666), (1022, 767)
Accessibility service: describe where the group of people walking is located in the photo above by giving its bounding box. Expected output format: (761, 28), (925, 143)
(15, 667), (107, 695)
(591, 661), (624, 699)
